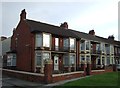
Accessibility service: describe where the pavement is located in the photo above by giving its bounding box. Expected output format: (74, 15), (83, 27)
(2, 74), (91, 88)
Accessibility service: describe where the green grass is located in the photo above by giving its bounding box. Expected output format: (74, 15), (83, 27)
(53, 72), (119, 88)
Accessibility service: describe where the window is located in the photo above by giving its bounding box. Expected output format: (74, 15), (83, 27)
(7, 54), (16, 66)
(105, 44), (110, 54)
(86, 56), (90, 62)
(35, 52), (50, 67)
(35, 52), (42, 66)
(110, 45), (114, 54)
(101, 43), (105, 52)
(43, 53), (50, 61)
(43, 33), (51, 47)
(80, 40), (85, 51)
(70, 38), (75, 50)
(96, 44), (100, 51)
(80, 56), (85, 62)
(35, 34), (42, 47)
(86, 41), (90, 50)
(63, 55), (69, 66)
(106, 57), (110, 65)
(63, 38), (69, 50)
(55, 38), (59, 50)
(70, 54), (75, 66)
(97, 57), (100, 65)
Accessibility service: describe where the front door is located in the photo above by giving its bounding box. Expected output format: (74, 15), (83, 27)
(54, 56), (59, 71)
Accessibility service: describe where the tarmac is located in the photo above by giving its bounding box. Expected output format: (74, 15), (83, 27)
(2, 74), (91, 88)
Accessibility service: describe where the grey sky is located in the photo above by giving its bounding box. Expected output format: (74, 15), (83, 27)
(1, 0), (119, 40)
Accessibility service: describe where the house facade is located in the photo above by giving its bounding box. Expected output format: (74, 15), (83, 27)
(4, 9), (120, 77)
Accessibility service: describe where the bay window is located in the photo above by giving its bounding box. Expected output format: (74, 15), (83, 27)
(7, 54), (16, 66)
(86, 56), (90, 62)
(80, 55), (85, 63)
(63, 55), (69, 66)
(106, 57), (110, 65)
(35, 52), (50, 67)
(35, 52), (42, 66)
(35, 33), (51, 48)
(70, 54), (75, 66)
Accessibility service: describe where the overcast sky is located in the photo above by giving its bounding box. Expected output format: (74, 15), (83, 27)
(0, 0), (119, 41)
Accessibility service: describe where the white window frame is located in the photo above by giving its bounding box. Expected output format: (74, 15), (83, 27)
(35, 33), (51, 48)
(55, 38), (59, 50)
(70, 38), (76, 51)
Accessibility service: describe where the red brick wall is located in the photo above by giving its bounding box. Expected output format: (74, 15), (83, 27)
(11, 20), (35, 72)
(52, 72), (84, 83)
(3, 69), (44, 83)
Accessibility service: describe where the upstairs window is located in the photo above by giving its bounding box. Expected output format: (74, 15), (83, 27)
(110, 45), (114, 54)
(63, 38), (69, 50)
(96, 44), (100, 51)
(70, 38), (75, 50)
(80, 40), (85, 51)
(35, 33), (51, 48)
(35, 34), (42, 47)
(43, 33), (51, 47)
(101, 43), (105, 52)
(55, 38), (59, 50)
(86, 41), (90, 50)
(105, 44), (110, 54)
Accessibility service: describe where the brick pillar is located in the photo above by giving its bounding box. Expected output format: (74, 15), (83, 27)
(113, 64), (117, 72)
(81, 62), (86, 76)
(86, 62), (91, 75)
(44, 59), (53, 84)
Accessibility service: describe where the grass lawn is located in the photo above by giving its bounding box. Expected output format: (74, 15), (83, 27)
(53, 72), (119, 88)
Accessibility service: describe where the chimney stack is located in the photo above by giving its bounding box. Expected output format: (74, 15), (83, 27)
(89, 30), (95, 35)
(108, 35), (114, 40)
(60, 22), (68, 29)
(20, 9), (26, 20)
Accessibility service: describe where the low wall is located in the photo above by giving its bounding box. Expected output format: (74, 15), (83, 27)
(52, 71), (84, 83)
(3, 66), (114, 84)
(3, 69), (45, 83)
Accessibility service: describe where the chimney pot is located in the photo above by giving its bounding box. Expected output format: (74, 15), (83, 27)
(89, 30), (95, 35)
(60, 22), (68, 29)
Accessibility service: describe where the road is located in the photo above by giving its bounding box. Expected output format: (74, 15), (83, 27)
(2, 75), (46, 88)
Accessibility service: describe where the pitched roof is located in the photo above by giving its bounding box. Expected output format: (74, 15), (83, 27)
(25, 19), (80, 39)
(25, 19), (120, 45)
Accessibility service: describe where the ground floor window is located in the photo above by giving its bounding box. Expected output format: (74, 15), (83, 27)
(106, 57), (110, 65)
(7, 54), (16, 66)
(63, 55), (69, 66)
(63, 54), (76, 66)
(96, 57), (100, 65)
(70, 54), (75, 66)
(80, 55), (85, 64)
(35, 52), (50, 67)
(35, 52), (42, 66)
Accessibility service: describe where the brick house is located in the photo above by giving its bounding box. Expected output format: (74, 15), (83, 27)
(3, 9), (120, 83)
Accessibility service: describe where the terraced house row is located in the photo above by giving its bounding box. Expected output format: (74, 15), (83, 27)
(2, 9), (120, 83)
